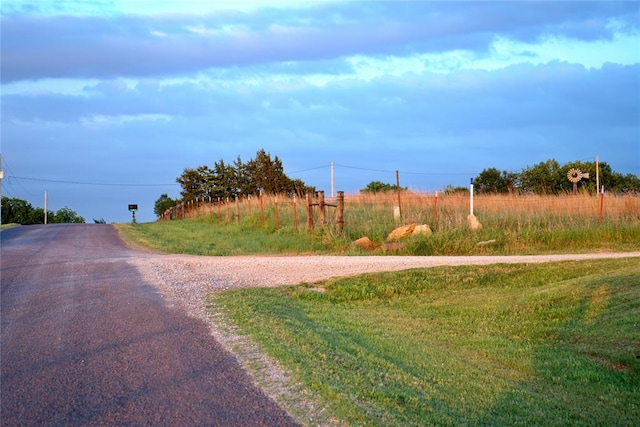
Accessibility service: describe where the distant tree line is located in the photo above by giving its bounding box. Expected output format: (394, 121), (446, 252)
(362, 158), (639, 196)
(473, 159), (640, 194)
(155, 149), (315, 217)
(1, 197), (86, 224)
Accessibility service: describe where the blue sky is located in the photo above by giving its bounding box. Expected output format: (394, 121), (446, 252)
(1, 1), (639, 223)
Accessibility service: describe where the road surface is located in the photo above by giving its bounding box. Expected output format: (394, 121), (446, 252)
(1, 224), (298, 426)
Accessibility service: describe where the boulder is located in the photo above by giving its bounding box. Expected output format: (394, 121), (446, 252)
(352, 236), (377, 250)
(412, 224), (432, 236)
(467, 214), (483, 230)
(387, 224), (416, 241)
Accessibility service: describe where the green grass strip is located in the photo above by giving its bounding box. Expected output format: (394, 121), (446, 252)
(211, 258), (640, 426)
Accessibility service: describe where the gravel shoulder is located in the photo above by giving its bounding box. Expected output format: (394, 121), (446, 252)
(127, 251), (640, 425)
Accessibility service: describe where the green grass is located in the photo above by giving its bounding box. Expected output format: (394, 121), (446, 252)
(116, 215), (640, 256)
(210, 258), (640, 426)
(116, 217), (350, 255)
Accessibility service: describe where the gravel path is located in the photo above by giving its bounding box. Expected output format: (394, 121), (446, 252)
(127, 250), (640, 425)
(128, 251), (640, 323)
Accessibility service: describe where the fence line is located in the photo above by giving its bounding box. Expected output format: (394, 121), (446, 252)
(159, 191), (639, 233)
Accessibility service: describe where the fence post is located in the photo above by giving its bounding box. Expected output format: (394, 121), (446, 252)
(396, 170), (402, 221)
(275, 195), (280, 230)
(318, 190), (326, 227)
(217, 198), (221, 223)
(599, 185), (604, 226)
(293, 195), (298, 231)
(336, 191), (344, 233)
(235, 196), (240, 224)
(247, 195), (251, 216)
(226, 197), (231, 223)
(306, 193), (314, 231)
(433, 191), (439, 231)
(260, 192), (265, 226)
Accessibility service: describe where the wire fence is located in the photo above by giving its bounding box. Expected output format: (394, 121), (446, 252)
(158, 190), (640, 236)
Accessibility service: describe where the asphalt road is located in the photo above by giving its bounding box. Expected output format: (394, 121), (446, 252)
(0, 224), (299, 427)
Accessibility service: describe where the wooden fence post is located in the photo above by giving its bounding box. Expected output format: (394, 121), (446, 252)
(336, 191), (344, 233)
(226, 198), (230, 223)
(318, 190), (326, 227)
(235, 196), (240, 224)
(260, 192), (265, 226)
(396, 170), (402, 221)
(275, 195), (280, 230)
(306, 193), (314, 231)
(293, 195), (299, 231)
(433, 191), (439, 231)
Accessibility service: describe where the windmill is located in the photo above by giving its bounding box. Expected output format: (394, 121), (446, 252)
(567, 168), (590, 194)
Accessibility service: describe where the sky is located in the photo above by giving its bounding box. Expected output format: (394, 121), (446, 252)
(1, 1), (639, 223)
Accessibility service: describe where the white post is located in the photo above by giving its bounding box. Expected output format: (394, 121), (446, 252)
(44, 190), (48, 224)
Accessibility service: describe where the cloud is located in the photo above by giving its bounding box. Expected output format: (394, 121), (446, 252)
(2, 2), (637, 82)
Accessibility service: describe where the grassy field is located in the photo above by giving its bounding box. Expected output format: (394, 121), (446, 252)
(210, 258), (640, 426)
(117, 192), (640, 255)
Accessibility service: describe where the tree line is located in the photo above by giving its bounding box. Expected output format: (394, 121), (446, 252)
(1, 197), (86, 225)
(467, 159), (639, 194)
(157, 155), (639, 217)
(155, 149), (315, 216)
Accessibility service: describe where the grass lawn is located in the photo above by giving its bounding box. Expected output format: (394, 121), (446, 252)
(211, 258), (640, 426)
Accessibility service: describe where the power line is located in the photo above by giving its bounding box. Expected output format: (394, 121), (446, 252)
(8, 175), (179, 187)
(289, 163), (478, 176)
(333, 164), (478, 176)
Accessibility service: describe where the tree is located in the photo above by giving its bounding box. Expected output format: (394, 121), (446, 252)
(518, 159), (564, 194)
(360, 181), (404, 193)
(176, 165), (215, 201)
(175, 149), (311, 202)
(2, 197), (35, 224)
(245, 149), (294, 194)
(474, 168), (517, 194)
(52, 207), (85, 223)
(154, 193), (176, 217)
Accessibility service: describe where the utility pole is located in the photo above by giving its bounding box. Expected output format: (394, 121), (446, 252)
(44, 190), (48, 224)
(330, 161), (335, 198)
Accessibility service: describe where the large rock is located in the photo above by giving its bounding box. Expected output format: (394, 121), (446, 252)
(412, 224), (432, 236)
(387, 224), (416, 241)
(352, 236), (377, 250)
(467, 214), (483, 230)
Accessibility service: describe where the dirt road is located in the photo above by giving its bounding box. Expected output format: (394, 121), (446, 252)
(0, 224), (298, 426)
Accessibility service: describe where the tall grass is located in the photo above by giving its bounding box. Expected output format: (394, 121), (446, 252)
(138, 192), (640, 255)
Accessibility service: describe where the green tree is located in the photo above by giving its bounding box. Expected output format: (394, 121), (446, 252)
(154, 193), (176, 217)
(474, 168), (517, 194)
(212, 159), (238, 199)
(518, 159), (565, 194)
(360, 181), (403, 193)
(175, 149), (311, 202)
(2, 197), (35, 224)
(176, 165), (215, 201)
(245, 149), (294, 194)
(51, 207), (85, 223)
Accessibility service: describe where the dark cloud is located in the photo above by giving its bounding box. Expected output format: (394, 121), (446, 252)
(2, 2), (637, 82)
